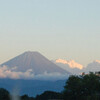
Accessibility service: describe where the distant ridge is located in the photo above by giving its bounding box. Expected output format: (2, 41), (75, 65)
(1, 51), (69, 75)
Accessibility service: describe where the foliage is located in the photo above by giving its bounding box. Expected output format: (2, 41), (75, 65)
(21, 94), (35, 100)
(63, 72), (100, 100)
(0, 88), (10, 100)
(35, 91), (62, 100)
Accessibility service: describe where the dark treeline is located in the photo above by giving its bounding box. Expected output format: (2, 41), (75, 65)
(0, 72), (100, 100)
(0, 88), (62, 100)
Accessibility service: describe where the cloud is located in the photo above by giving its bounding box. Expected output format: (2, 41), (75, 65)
(56, 59), (83, 69)
(0, 66), (34, 79)
(0, 65), (68, 80)
(83, 60), (100, 73)
(33, 71), (69, 80)
(94, 60), (100, 63)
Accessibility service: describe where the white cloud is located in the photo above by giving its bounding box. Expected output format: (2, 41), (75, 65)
(94, 60), (100, 63)
(83, 60), (100, 73)
(0, 66), (34, 79)
(33, 72), (69, 80)
(56, 59), (83, 69)
(0, 66), (68, 80)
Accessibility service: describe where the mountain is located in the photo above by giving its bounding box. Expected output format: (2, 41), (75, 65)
(53, 59), (83, 75)
(1, 51), (69, 77)
(0, 51), (69, 96)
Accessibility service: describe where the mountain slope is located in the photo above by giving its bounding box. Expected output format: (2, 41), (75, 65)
(1, 51), (69, 75)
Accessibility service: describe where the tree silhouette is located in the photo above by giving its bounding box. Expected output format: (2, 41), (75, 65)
(35, 91), (62, 100)
(21, 94), (35, 100)
(63, 73), (100, 100)
(0, 88), (10, 100)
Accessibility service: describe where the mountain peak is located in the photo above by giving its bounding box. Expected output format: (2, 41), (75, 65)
(23, 51), (40, 55)
(24, 51), (39, 53)
(1, 51), (68, 76)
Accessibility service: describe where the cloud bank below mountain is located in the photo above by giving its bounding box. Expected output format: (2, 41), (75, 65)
(0, 65), (69, 80)
(0, 66), (34, 79)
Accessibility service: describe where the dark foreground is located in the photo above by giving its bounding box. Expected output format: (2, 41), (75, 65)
(0, 72), (100, 100)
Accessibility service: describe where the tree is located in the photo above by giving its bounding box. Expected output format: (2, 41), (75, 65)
(35, 91), (62, 100)
(63, 73), (100, 100)
(0, 88), (10, 100)
(21, 94), (35, 100)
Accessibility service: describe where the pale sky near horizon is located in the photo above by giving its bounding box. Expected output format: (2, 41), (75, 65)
(0, 0), (100, 66)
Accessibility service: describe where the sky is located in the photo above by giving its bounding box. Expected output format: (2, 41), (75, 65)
(0, 0), (100, 66)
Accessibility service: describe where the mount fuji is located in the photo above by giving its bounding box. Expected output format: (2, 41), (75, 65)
(0, 51), (70, 96)
(1, 51), (70, 79)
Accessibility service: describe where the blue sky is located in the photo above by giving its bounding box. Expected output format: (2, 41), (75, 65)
(0, 0), (100, 66)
